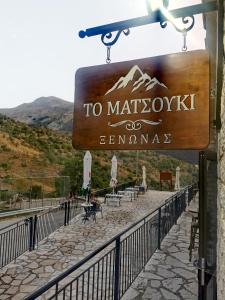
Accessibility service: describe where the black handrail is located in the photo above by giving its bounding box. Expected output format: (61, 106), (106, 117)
(0, 182), (137, 269)
(25, 185), (196, 300)
(0, 198), (81, 268)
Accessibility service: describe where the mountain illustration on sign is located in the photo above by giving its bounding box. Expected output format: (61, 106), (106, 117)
(105, 65), (167, 95)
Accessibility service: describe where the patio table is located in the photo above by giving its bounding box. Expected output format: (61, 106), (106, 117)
(134, 185), (146, 194)
(118, 190), (135, 202)
(105, 194), (122, 206)
(125, 188), (138, 200)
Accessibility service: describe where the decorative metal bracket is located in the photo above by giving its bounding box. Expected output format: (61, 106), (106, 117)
(160, 15), (195, 33)
(101, 29), (130, 47)
(100, 29), (130, 63)
(79, 2), (217, 43)
(78, 0), (223, 129)
(160, 15), (195, 51)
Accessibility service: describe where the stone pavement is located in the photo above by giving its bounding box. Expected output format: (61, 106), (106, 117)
(0, 190), (174, 300)
(122, 198), (199, 300)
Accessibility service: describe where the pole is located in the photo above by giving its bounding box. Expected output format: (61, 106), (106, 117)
(64, 202), (68, 226)
(32, 215), (38, 250)
(114, 237), (121, 300)
(157, 207), (161, 250)
(29, 217), (34, 252)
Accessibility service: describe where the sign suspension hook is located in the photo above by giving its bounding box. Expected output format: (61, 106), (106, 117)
(106, 46), (111, 64)
(182, 31), (187, 52)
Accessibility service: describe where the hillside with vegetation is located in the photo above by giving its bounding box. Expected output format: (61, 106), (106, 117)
(0, 114), (197, 202)
(0, 97), (199, 164)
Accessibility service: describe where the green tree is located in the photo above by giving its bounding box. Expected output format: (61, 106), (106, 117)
(54, 177), (70, 197)
(60, 156), (83, 194)
(30, 185), (42, 199)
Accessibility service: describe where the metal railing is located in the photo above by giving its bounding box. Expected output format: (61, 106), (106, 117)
(0, 198), (82, 268)
(26, 185), (196, 300)
(0, 219), (30, 268)
(0, 181), (138, 268)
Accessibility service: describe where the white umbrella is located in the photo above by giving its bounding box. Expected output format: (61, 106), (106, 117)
(175, 166), (180, 191)
(141, 166), (147, 191)
(110, 155), (117, 193)
(83, 151), (92, 199)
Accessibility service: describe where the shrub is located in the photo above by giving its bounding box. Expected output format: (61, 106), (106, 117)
(0, 163), (10, 170)
(21, 161), (27, 167)
(30, 185), (42, 199)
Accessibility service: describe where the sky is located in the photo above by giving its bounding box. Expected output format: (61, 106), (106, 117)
(0, 0), (205, 108)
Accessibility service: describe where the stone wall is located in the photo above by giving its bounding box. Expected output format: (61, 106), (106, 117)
(217, 3), (225, 299)
(204, 3), (225, 298)
(217, 60), (225, 300)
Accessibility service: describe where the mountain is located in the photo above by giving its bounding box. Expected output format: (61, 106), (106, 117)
(156, 150), (198, 165)
(0, 96), (74, 132)
(0, 96), (198, 164)
(105, 65), (167, 95)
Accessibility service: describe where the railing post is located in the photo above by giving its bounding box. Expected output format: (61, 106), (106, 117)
(64, 202), (68, 226)
(114, 237), (121, 300)
(175, 196), (179, 224)
(143, 218), (146, 265)
(28, 216), (34, 251)
(179, 194), (181, 215)
(157, 207), (161, 250)
(185, 188), (189, 207)
(183, 191), (187, 211)
(180, 193), (183, 213)
(180, 193), (183, 214)
(32, 215), (38, 250)
(189, 186), (193, 203)
(67, 201), (70, 224)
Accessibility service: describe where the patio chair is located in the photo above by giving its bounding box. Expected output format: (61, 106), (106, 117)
(95, 203), (103, 217)
(82, 206), (96, 223)
(91, 202), (103, 218)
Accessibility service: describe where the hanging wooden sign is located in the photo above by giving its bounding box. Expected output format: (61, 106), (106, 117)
(73, 50), (209, 150)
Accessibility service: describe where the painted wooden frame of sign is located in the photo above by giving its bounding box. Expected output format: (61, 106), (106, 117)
(73, 50), (209, 150)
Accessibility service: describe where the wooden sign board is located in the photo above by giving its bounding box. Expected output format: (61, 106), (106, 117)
(73, 50), (209, 150)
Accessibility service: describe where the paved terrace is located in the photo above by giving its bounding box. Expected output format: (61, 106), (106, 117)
(122, 198), (199, 300)
(0, 190), (174, 300)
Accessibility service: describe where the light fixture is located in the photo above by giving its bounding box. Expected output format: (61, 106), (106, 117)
(146, 0), (185, 32)
(146, 0), (169, 14)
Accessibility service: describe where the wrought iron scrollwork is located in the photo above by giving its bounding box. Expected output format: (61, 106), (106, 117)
(160, 15), (195, 33)
(178, 16), (195, 33)
(79, 2), (217, 42)
(160, 15), (195, 51)
(101, 29), (130, 47)
(160, 20), (167, 29)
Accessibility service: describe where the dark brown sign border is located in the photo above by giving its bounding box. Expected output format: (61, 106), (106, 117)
(73, 50), (209, 150)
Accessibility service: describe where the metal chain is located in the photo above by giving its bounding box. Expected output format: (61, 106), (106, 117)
(182, 31), (187, 52)
(106, 46), (111, 64)
(210, 88), (216, 98)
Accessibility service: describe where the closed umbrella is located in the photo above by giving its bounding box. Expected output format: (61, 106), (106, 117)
(175, 166), (180, 191)
(83, 151), (92, 201)
(142, 166), (147, 191)
(110, 155), (117, 193)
